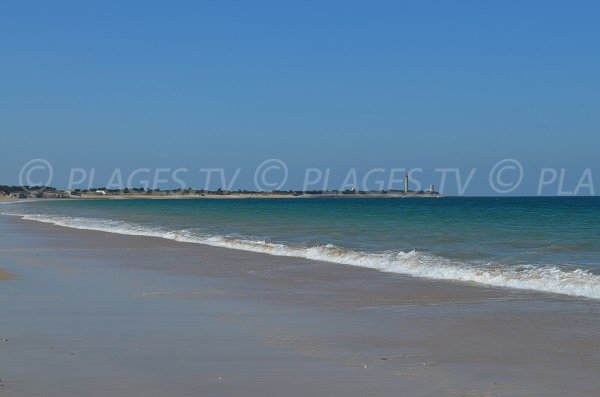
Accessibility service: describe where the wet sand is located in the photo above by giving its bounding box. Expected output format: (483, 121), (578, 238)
(1, 215), (599, 396)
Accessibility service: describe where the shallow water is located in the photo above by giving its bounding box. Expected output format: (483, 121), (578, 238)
(3, 197), (600, 298)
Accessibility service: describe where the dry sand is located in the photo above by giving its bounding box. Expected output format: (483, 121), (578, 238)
(0, 215), (598, 397)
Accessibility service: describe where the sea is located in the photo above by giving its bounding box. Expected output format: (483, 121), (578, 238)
(2, 197), (599, 299)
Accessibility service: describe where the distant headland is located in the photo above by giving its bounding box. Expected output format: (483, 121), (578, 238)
(1, 171), (443, 200)
(1, 185), (442, 201)
(0, 186), (444, 201)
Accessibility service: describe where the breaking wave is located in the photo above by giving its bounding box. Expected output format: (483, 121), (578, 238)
(4, 211), (600, 299)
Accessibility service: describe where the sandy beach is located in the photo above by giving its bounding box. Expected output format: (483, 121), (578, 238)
(3, 0), (599, 395)
(1, 214), (599, 397)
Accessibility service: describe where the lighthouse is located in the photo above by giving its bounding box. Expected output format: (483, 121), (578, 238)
(404, 172), (409, 194)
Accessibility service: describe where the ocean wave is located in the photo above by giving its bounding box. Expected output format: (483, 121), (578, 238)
(3, 211), (600, 299)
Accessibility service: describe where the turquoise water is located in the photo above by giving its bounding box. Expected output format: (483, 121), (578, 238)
(3, 197), (600, 298)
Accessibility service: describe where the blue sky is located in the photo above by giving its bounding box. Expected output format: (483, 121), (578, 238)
(1, 1), (599, 194)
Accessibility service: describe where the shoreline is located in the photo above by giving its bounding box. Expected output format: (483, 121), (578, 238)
(3, 208), (598, 300)
(1, 215), (599, 396)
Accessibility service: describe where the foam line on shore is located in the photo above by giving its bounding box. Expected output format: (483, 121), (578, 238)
(3, 212), (600, 299)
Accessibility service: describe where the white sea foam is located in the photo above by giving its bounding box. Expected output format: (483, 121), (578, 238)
(4, 211), (600, 299)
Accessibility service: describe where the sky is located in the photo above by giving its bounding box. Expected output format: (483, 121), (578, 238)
(1, 0), (599, 195)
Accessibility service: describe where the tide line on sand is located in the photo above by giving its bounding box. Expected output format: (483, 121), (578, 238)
(2, 211), (600, 300)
